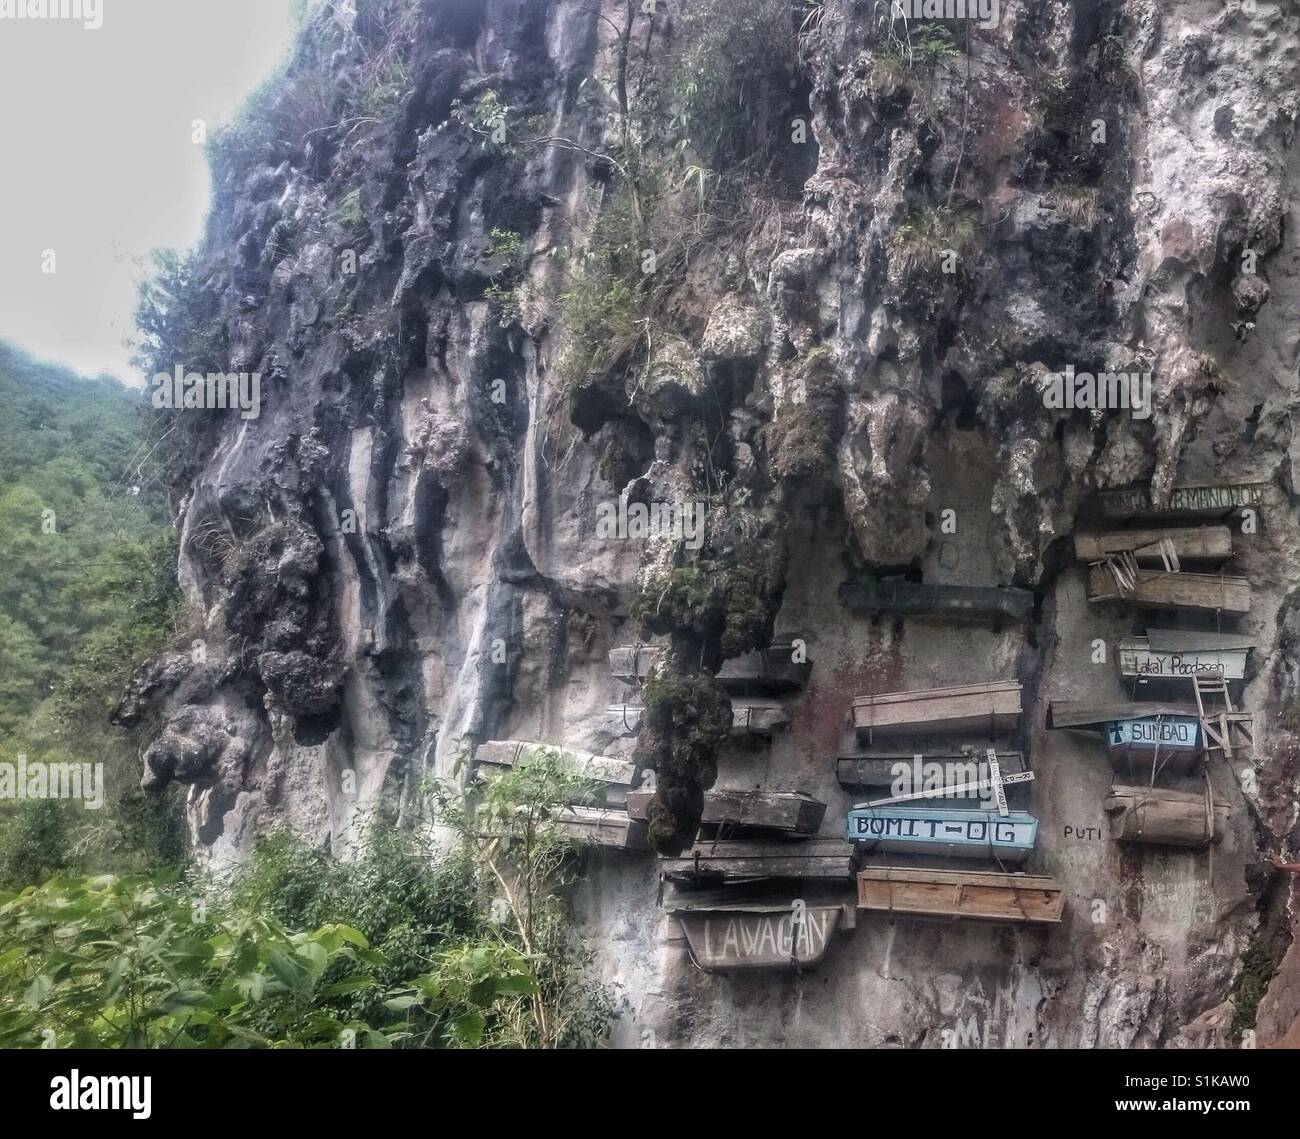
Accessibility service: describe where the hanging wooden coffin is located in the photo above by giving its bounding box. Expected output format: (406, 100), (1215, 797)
(856, 867), (1065, 925)
(1104, 785), (1229, 847)
(668, 902), (854, 972)
(1086, 565), (1251, 614)
(850, 681), (1022, 739)
(608, 643), (811, 691)
(472, 740), (641, 805)
(604, 698), (790, 738)
(846, 806), (1038, 862)
(1074, 526), (1233, 563)
(660, 840), (856, 884)
(626, 789), (826, 837)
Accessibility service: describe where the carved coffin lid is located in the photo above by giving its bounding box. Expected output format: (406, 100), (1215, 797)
(856, 867), (1065, 925)
(472, 740), (640, 805)
(1096, 479), (1269, 520)
(1073, 526), (1233, 563)
(846, 807), (1038, 862)
(660, 839), (856, 884)
(850, 681), (1022, 737)
(603, 699), (789, 738)
(839, 579), (1033, 622)
(625, 789), (826, 836)
(1086, 565), (1251, 614)
(666, 902), (853, 972)
(608, 642), (811, 690)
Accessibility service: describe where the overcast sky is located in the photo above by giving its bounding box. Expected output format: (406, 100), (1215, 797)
(0, 1), (297, 384)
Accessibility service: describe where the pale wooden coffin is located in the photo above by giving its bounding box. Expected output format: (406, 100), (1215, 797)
(1086, 565), (1251, 614)
(1119, 632), (1252, 684)
(856, 867), (1065, 925)
(1074, 526), (1233, 563)
(851, 681), (1022, 738)
(1104, 785), (1229, 848)
(472, 740), (640, 806)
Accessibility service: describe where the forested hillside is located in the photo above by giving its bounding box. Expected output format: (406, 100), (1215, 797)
(0, 342), (183, 885)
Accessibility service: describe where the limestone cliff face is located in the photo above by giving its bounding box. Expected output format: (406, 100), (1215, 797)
(124, 0), (1300, 1047)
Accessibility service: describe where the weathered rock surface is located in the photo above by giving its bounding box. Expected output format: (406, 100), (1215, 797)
(129, 0), (1300, 1047)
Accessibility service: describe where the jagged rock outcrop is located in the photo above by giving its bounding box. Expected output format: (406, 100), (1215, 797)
(126, 0), (1300, 1047)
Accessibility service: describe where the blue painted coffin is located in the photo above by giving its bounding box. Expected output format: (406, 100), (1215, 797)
(846, 807), (1038, 862)
(1104, 715), (1202, 775)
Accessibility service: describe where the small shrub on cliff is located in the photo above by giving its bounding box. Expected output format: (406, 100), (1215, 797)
(769, 348), (845, 484)
(888, 206), (975, 280)
(632, 672), (732, 854)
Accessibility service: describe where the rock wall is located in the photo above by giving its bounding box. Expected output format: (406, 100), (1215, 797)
(125, 0), (1300, 1047)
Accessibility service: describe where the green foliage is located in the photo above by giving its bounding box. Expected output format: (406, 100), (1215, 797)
(911, 23), (959, 68)
(888, 206), (975, 279)
(131, 249), (228, 381)
(0, 344), (183, 888)
(768, 349), (845, 485)
(487, 227), (523, 263)
(1230, 934), (1279, 1041)
(0, 873), (391, 1048)
(335, 188), (364, 230)
(424, 750), (619, 1047)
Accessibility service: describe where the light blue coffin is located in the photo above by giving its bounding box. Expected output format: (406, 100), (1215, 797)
(846, 807), (1038, 862)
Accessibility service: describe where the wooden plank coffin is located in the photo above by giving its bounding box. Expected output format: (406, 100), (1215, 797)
(1119, 634), (1251, 684)
(856, 867), (1065, 925)
(626, 789), (826, 837)
(851, 681), (1022, 739)
(609, 643), (811, 691)
(836, 751), (1026, 791)
(551, 806), (650, 851)
(1048, 700), (1200, 729)
(604, 698), (790, 738)
(1074, 526), (1233, 563)
(1105, 715), (1204, 775)
(1104, 785), (1229, 847)
(839, 579), (1034, 622)
(472, 740), (639, 805)
(1097, 479), (1269, 520)
(1086, 565), (1251, 614)
(660, 839), (856, 884)
(846, 807), (1038, 862)
(667, 902), (853, 972)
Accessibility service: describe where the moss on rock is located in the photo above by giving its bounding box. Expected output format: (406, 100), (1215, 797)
(768, 349), (845, 485)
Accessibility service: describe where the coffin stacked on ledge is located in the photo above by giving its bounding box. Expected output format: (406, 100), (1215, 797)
(840, 681), (1066, 925)
(605, 640), (809, 738)
(1056, 478), (1264, 849)
(470, 740), (650, 851)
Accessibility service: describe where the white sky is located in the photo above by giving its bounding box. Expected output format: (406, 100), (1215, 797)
(0, 0), (298, 385)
